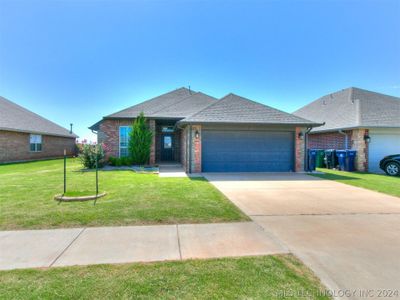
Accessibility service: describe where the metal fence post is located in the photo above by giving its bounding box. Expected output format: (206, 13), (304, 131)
(63, 149), (66, 194)
(96, 145), (99, 196)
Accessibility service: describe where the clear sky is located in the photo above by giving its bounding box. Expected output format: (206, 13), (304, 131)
(1, 0), (399, 141)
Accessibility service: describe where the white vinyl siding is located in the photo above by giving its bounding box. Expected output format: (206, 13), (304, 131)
(29, 134), (42, 152)
(119, 126), (132, 157)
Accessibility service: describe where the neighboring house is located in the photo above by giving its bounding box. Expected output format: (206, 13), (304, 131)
(90, 87), (319, 173)
(294, 87), (400, 173)
(0, 96), (78, 163)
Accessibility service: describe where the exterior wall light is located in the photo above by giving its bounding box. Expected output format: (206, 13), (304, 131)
(364, 134), (371, 143)
(195, 130), (200, 139)
(298, 132), (304, 140)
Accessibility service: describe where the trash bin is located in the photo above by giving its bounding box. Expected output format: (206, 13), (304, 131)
(316, 149), (326, 168)
(308, 149), (318, 171)
(336, 150), (357, 171)
(346, 150), (357, 171)
(336, 150), (347, 171)
(324, 149), (337, 169)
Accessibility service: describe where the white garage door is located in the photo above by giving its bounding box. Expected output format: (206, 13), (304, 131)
(369, 128), (400, 173)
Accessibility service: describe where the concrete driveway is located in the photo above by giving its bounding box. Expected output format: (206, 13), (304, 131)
(204, 173), (400, 299)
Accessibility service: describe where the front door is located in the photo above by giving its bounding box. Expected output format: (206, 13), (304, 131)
(161, 134), (174, 161)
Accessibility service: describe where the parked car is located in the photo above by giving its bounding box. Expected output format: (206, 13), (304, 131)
(379, 154), (400, 176)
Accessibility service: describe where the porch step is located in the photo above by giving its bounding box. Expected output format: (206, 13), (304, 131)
(158, 163), (183, 168)
(158, 164), (187, 178)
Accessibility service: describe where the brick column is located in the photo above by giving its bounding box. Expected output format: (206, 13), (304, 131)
(191, 125), (202, 173)
(295, 127), (305, 172)
(149, 119), (156, 165)
(350, 128), (368, 171)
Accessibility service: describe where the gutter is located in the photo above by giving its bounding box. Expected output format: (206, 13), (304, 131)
(304, 127), (312, 171)
(338, 130), (348, 149)
(177, 120), (324, 127)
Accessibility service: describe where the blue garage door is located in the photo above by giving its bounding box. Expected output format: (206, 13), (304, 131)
(202, 130), (294, 172)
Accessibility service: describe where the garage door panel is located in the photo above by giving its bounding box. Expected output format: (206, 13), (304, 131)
(202, 130), (294, 172)
(369, 129), (400, 173)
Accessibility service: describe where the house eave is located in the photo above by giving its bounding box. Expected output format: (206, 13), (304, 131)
(177, 120), (323, 127)
(0, 127), (78, 139)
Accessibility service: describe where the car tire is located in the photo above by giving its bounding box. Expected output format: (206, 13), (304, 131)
(385, 161), (400, 176)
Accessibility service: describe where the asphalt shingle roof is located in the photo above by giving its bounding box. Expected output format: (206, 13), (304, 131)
(105, 87), (203, 119)
(0, 96), (77, 138)
(293, 87), (400, 132)
(179, 93), (317, 125)
(149, 92), (217, 118)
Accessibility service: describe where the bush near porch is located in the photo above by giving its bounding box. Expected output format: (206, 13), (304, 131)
(0, 159), (248, 230)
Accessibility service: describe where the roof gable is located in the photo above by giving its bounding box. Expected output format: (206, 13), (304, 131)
(293, 87), (400, 132)
(0, 96), (77, 138)
(180, 93), (316, 125)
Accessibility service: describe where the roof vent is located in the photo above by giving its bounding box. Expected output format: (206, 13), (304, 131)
(70, 123), (73, 134)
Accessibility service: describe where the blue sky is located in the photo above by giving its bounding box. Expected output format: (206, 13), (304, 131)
(1, 0), (399, 141)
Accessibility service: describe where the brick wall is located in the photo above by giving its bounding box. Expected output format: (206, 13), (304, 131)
(350, 128), (368, 171)
(295, 127), (305, 172)
(188, 125), (202, 173)
(98, 118), (157, 165)
(308, 131), (351, 149)
(98, 119), (133, 158)
(0, 130), (76, 163)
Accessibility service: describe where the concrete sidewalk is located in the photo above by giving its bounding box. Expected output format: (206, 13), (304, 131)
(0, 222), (287, 270)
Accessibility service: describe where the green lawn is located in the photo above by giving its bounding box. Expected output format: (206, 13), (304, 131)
(0, 159), (248, 230)
(0, 255), (330, 300)
(311, 168), (400, 197)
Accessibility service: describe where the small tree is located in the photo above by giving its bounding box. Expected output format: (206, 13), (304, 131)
(128, 112), (153, 165)
(78, 144), (105, 169)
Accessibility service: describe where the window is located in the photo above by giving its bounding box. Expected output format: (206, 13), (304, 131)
(164, 136), (172, 149)
(30, 134), (42, 152)
(161, 126), (174, 133)
(119, 126), (132, 157)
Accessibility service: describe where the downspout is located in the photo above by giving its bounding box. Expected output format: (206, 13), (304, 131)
(338, 130), (348, 149)
(304, 127), (312, 171)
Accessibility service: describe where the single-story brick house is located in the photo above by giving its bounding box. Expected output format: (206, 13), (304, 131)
(0, 96), (77, 163)
(294, 87), (400, 173)
(90, 88), (320, 173)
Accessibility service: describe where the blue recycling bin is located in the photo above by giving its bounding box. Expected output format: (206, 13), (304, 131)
(336, 150), (357, 171)
(308, 149), (318, 171)
(346, 150), (357, 171)
(336, 150), (347, 171)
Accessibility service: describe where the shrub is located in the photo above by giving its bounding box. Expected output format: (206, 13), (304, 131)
(79, 144), (105, 169)
(108, 156), (132, 167)
(120, 157), (132, 166)
(108, 156), (117, 166)
(129, 112), (153, 165)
